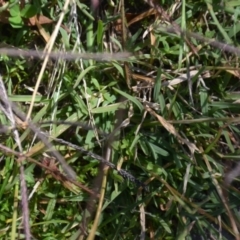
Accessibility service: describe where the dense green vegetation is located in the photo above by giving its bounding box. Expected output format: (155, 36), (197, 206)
(1, 0), (240, 239)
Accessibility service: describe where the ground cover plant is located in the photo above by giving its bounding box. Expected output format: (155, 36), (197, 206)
(1, 0), (240, 239)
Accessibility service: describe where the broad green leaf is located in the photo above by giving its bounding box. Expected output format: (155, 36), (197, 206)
(20, 4), (37, 18)
(9, 15), (23, 28)
(9, 4), (20, 17)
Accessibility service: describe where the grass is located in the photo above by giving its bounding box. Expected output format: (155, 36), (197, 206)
(0, 0), (240, 239)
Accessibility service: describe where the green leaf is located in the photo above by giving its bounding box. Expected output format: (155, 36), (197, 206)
(223, 130), (234, 153)
(146, 162), (162, 174)
(130, 135), (141, 151)
(92, 102), (127, 113)
(111, 170), (124, 183)
(91, 78), (100, 90)
(9, 15), (23, 28)
(159, 218), (172, 234)
(147, 142), (169, 157)
(20, 4), (37, 18)
(73, 66), (97, 88)
(112, 62), (124, 77)
(200, 87), (209, 115)
(153, 67), (162, 103)
(59, 28), (70, 49)
(44, 199), (57, 221)
(97, 20), (104, 51)
(9, 4), (20, 17)
(138, 139), (149, 155)
(9, 95), (48, 102)
(113, 87), (143, 111)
